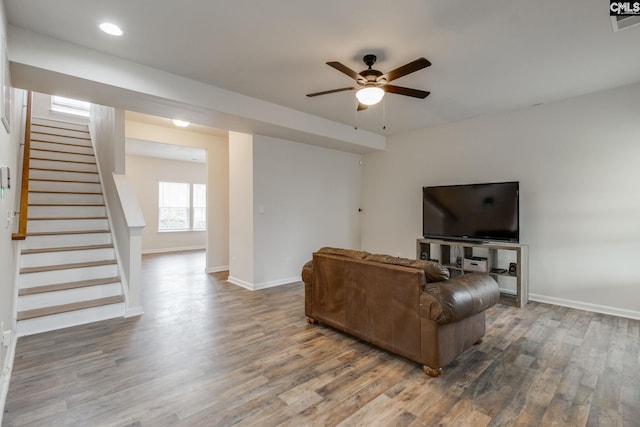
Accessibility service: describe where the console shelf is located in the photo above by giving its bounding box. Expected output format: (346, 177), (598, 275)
(416, 238), (528, 308)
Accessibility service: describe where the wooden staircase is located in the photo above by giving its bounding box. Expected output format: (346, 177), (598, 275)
(16, 117), (125, 336)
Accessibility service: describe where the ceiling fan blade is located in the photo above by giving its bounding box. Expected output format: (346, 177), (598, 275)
(306, 87), (356, 97)
(379, 57), (431, 83)
(357, 102), (368, 111)
(384, 85), (430, 99)
(327, 62), (366, 83)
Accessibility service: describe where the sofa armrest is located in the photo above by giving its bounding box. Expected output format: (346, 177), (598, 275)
(420, 273), (499, 325)
(301, 260), (313, 316)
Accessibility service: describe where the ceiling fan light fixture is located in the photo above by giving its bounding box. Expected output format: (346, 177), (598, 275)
(172, 119), (190, 128)
(356, 86), (384, 106)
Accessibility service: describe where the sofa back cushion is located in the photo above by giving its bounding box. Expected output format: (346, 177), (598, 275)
(364, 254), (450, 282)
(317, 247), (370, 259)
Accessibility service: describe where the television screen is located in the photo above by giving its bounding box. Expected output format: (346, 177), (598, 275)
(422, 181), (519, 243)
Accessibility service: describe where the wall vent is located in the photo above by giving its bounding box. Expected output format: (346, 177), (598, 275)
(611, 15), (640, 32)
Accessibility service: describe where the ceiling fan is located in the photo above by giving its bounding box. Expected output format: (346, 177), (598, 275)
(306, 54), (431, 111)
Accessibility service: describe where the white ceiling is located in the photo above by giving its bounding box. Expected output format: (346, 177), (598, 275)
(5, 0), (640, 136)
(124, 111), (216, 163)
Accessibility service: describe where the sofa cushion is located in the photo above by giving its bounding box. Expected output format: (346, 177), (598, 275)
(317, 247), (370, 259)
(364, 254), (450, 282)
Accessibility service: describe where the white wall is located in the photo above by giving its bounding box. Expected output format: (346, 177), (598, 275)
(361, 83), (640, 319)
(228, 131), (362, 289)
(1, 1), (26, 413)
(228, 132), (254, 287)
(0, 92), (23, 422)
(125, 120), (229, 271)
(125, 154), (206, 253)
(252, 134), (362, 287)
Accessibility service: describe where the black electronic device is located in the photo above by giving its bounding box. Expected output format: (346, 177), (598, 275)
(422, 181), (519, 243)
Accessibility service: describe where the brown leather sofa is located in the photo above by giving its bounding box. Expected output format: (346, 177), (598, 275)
(301, 247), (500, 376)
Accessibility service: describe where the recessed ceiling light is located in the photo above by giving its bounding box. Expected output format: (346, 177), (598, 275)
(99, 22), (123, 36)
(173, 119), (190, 128)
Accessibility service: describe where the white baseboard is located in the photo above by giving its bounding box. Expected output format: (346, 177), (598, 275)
(529, 293), (640, 320)
(142, 246), (205, 255)
(0, 330), (17, 427)
(206, 266), (229, 274)
(124, 306), (144, 318)
(227, 276), (254, 290)
(226, 276), (301, 291)
(254, 276), (301, 290)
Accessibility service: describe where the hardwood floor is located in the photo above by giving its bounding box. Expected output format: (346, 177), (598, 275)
(4, 251), (640, 426)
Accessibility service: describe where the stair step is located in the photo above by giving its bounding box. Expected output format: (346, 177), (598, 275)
(19, 276), (121, 295)
(22, 231), (112, 250)
(29, 168), (100, 182)
(28, 192), (104, 205)
(30, 155), (96, 166)
(28, 190), (102, 195)
(20, 246), (115, 269)
(16, 302), (125, 337)
(27, 216), (107, 221)
(29, 177), (99, 184)
(22, 243), (113, 255)
(19, 263), (119, 287)
(29, 133), (92, 147)
(27, 229), (110, 237)
(30, 153), (96, 166)
(17, 296), (124, 321)
(27, 218), (108, 233)
(20, 259), (117, 274)
(29, 203), (104, 210)
(31, 125), (91, 141)
(28, 205), (107, 218)
(18, 282), (123, 311)
(29, 180), (102, 193)
(30, 159), (98, 173)
(31, 117), (89, 132)
(31, 140), (95, 155)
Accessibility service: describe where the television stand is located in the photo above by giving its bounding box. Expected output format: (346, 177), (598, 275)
(416, 238), (528, 308)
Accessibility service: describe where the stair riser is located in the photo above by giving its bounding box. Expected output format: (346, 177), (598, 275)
(31, 141), (94, 155)
(20, 264), (119, 287)
(29, 180), (102, 193)
(20, 248), (115, 268)
(28, 193), (104, 205)
(29, 169), (99, 183)
(22, 232), (112, 250)
(18, 283), (122, 311)
(31, 118), (89, 132)
(27, 218), (109, 233)
(30, 159), (98, 173)
(30, 149), (95, 164)
(30, 132), (92, 147)
(17, 303), (125, 337)
(28, 205), (107, 219)
(31, 125), (90, 140)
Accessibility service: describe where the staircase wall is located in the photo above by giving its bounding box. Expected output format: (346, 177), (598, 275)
(89, 104), (143, 315)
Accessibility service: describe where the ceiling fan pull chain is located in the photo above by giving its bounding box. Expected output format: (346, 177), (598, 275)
(382, 97), (387, 130)
(354, 98), (359, 130)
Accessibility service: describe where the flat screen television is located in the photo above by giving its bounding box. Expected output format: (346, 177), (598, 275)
(422, 181), (519, 243)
